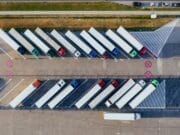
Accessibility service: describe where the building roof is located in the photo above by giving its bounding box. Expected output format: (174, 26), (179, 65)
(131, 19), (179, 57)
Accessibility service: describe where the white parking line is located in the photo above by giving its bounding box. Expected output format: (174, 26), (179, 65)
(0, 79), (12, 91)
(0, 79), (24, 102)
(119, 59), (124, 61)
(35, 79), (50, 91)
(0, 47), (13, 59)
(30, 79), (50, 107)
(18, 53), (26, 60)
(114, 58), (118, 62)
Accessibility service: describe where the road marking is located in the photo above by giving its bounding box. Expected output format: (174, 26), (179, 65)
(0, 79), (12, 91)
(0, 79), (24, 102)
(0, 47), (13, 59)
(119, 59), (124, 61)
(114, 58), (118, 62)
(19, 53), (26, 60)
(35, 79), (50, 92)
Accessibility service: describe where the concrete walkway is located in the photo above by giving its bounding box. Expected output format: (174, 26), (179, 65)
(0, 55), (180, 78)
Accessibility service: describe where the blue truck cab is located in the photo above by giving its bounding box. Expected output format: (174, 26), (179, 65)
(89, 50), (97, 58)
(112, 48), (120, 57)
(71, 80), (80, 88)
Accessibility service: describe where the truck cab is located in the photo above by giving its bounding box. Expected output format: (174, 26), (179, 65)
(17, 47), (26, 55)
(129, 50), (138, 58)
(32, 49), (40, 56)
(71, 80), (79, 88)
(89, 50), (97, 58)
(33, 80), (41, 88)
(98, 79), (106, 87)
(58, 48), (65, 56)
(151, 80), (159, 87)
(112, 48), (121, 57)
(111, 80), (119, 88)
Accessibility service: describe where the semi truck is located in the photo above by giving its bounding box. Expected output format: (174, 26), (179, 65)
(24, 29), (54, 57)
(88, 80), (119, 109)
(115, 80), (146, 109)
(35, 27), (65, 56)
(116, 26), (147, 55)
(80, 30), (109, 59)
(105, 79), (136, 107)
(129, 80), (159, 109)
(8, 28), (40, 56)
(103, 112), (141, 121)
(105, 29), (137, 58)
(50, 29), (81, 57)
(9, 80), (41, 108)
(75, 80), (106, 109)
(88, 27), (120, 57)
(35, 80), (66, 108)
(65, 30), (97, 57)
(0, 29), (25, 54)
(48, 80), (80, 109)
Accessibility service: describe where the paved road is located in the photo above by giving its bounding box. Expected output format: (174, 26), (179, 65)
(0, 11), (179, 16)
(0, 110), (180, 135)
(0, 54), (180, 78)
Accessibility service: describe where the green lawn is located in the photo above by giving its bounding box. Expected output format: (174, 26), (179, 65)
(0, 2), (140, 11)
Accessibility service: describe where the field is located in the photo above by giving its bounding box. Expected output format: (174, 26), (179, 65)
(0, 16), (174, 30)
(0, 2), (139, 11)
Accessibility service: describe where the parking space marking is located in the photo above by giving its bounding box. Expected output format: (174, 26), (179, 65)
(119, 59), (124, 61)
(147, 51), (157, 59)
(35, 79), (50, 92)
(0, 79), (12, 91)
(114, 58), (118, 62)
(30, 79), (50, 107)
(0, 47), (13, 59)
(48, 56), (52, 60)
(0, 79), (24, 102)
(69, 79), (89, 108)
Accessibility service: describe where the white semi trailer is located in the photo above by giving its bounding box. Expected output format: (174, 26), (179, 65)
(75, 80), (106, 109)
(50, 29), (81, 57)
(116, 26), (147, 54)
(24, 29), (54, 57)
(65, 30), (97, 58)
(115, 80), (146, 109)
(35, 80), (66, 108)
(35, 27), (65, 56)
(105, 29), (137, 58)
(88, 27), (120, 57)
(9, 80), (41, 108)
(0, 29), (25, 54)
(80, 30), (109, 59)
(88, 80), (119, 109)
(9, 28), (40, 56)
(48, 80), (79, 109)
(103, 112), (141, 121)
(105, 79), (136, 107)
(129, 80), (159, 109)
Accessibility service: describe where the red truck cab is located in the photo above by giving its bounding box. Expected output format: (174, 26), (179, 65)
(33, 80), (41, 88)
